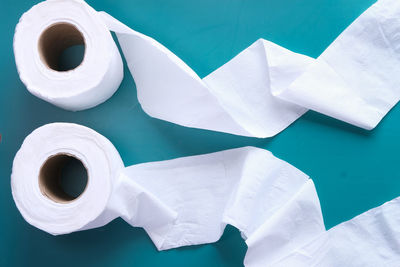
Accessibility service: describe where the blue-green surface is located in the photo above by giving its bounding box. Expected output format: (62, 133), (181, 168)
(0, 0), (398, 266)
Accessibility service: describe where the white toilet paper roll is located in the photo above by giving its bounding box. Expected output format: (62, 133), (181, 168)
(15, 123), (400, 265)
(14, 0), (123, 111)
(14, 0), (400, 135)
(13, 0), (312, 137)
(11, 123), (176, 236)
(11, 123), (324, 265)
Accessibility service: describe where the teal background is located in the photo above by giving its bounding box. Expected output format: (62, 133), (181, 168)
(0, 0), (398, 266)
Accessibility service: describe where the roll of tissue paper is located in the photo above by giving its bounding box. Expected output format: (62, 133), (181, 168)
(12, 123), (400, 266)
(14, 0), (400, 136)
(14, 0), (123, 111)
(12, 123), (325, 265)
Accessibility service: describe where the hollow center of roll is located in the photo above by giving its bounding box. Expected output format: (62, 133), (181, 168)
(38, 22), (86, 71)
(39, 154), (88, 203)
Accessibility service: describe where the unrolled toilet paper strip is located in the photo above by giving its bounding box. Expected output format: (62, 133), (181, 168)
(11, 123), (325, 265)
(17, 0), (400, 137)
(269, 197), (400, 267)
(104, 0), (400, 133)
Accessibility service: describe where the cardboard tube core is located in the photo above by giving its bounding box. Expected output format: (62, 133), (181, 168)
(38, 22), (85, 71)
(39, 153), (88, 203)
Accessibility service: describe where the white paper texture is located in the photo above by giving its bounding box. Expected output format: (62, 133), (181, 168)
(272, 197), (400, 267)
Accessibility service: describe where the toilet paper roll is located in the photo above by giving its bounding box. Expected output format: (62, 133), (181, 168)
(14, 0), (400, 137)
(13, 0), (313, 137)
(15, 123), (400, 265)
(11, 122), (177, 237)
(14, 0), (123, 111)
(11, 123), (324, 264)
